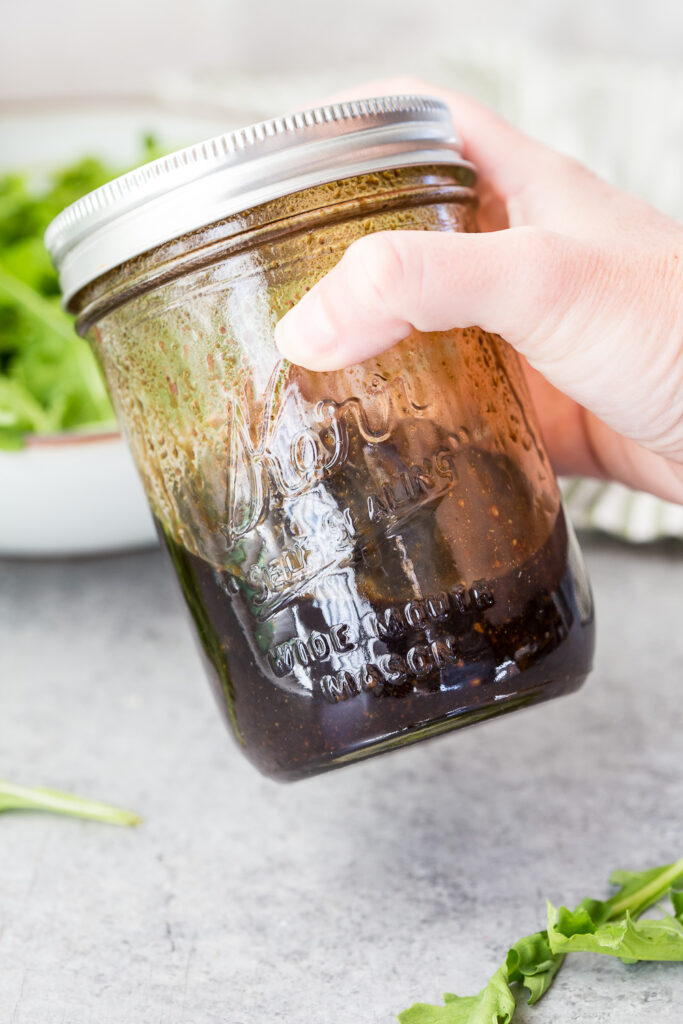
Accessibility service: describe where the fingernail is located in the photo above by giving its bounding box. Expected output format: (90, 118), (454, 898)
(274, 291), (338, 358)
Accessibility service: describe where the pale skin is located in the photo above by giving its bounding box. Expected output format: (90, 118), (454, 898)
(274, 77), (683, 505)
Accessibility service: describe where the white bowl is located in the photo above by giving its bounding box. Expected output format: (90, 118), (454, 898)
(0, 430), (157, 557)
(0, 99), (235, 558)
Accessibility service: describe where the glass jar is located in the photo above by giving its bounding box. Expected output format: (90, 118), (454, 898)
(47, 96), (594, 780)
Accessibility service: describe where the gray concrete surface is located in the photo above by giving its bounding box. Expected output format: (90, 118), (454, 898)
(1, 534), (682, 1023)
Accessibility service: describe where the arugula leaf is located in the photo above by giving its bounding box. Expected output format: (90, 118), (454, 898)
(398, 933), (562, 1024)
(547, 904), (683, 961)
(398, 858), (683, 1023)
(555, 857), (683, 945)
(671, 887), (683, 919)
(505, 931), (564, 1004)
(399, 966), (515, 1024)
(601, 860), (683, 920)
(0, 778), (140, 826)
(398, 936), (559, 1023)
(546, 860), (683, 964)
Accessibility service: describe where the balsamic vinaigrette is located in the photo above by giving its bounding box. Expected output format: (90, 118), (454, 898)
(158, 441), (593, 780)
(49, 102), (596, 780)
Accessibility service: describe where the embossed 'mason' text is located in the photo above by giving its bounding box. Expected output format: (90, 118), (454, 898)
(225, 373), (431, 542)
(265, 582), (496, 702)
(319, 635), (465, 703)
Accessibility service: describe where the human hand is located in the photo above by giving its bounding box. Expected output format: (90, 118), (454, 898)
(274, 77), (683, 504)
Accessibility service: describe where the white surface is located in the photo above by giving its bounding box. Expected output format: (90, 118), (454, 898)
(0, 433), (157, 556)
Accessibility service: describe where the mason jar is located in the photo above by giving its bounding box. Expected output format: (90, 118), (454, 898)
(46, 96), (594, 780)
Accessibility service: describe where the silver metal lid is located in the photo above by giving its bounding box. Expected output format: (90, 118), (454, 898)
(45, 95), (469, 306)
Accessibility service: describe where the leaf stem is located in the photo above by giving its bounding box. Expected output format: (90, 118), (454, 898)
(0, 779), (140, 826)
(606, 858), (683, 921)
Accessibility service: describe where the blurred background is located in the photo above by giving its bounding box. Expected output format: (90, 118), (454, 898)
(3, 0), (683, 100)
(1, 0), (682, 555)
(2, 0), (681, 221)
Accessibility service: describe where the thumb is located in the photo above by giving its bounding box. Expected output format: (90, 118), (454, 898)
(273, 227), (680, 455)
(274, 226), (588, 374)
(273, 227), (683, 502)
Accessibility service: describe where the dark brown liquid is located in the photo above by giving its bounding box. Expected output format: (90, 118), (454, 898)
(157, 497), (594, 781)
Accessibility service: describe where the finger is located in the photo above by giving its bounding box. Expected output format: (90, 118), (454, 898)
(274, 226), (584, 373)
(275, 226), (683, 463)
(522, 363), (683, 503)
(520, 361), (605, 478)
(583, 413), (683, 505)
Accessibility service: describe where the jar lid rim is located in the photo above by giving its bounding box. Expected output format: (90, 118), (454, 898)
(44, 94), (472, 306)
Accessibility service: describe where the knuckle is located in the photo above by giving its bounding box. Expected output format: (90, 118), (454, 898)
(345, 232), (408, 312)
